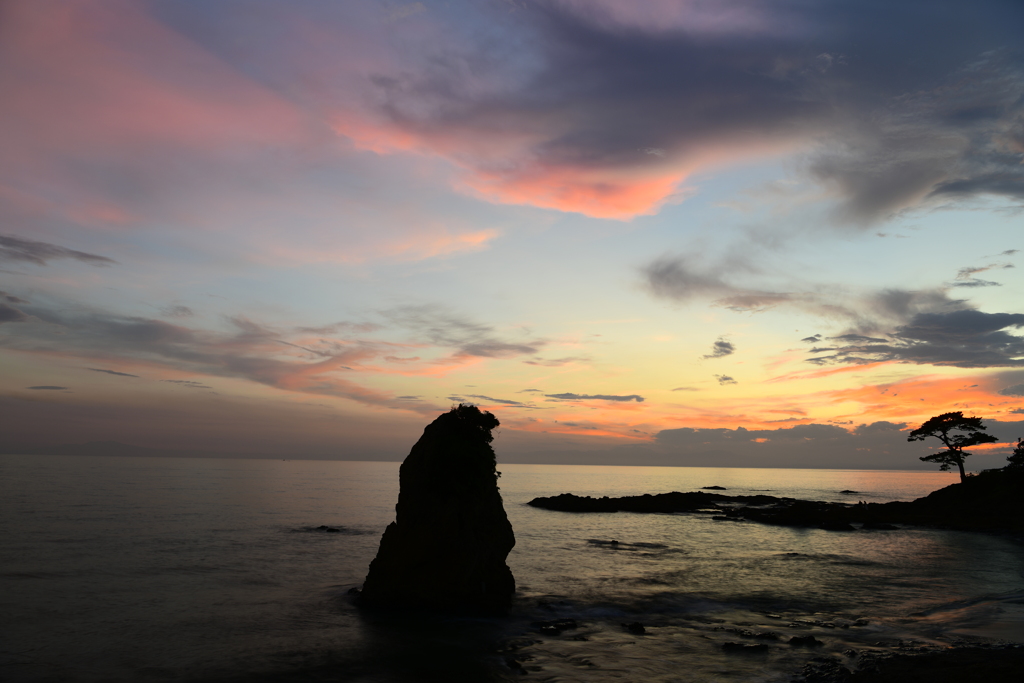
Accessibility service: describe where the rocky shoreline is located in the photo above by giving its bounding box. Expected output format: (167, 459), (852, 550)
(796, 644), (1024, 682)
(527, 467), (1024, 533)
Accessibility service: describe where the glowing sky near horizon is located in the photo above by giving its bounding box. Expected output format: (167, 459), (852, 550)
(2, 0), (1023, 468)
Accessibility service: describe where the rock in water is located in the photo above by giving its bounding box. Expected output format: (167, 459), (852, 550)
(359, 405), (515, 614)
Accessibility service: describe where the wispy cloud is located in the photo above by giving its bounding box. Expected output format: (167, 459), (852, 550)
(384, 304), (543, 359)
(162, 379), (213, 389)
(545, 392), (644, 402)
(0, 234), (115, 267)
(160, 305), (194, 318)
(948, 262), (1013, 288)
(522, 356), (587, 367)
(1, 294), (552, 414)
(465, 394), (529, 406)
(88, 368), (139, 378)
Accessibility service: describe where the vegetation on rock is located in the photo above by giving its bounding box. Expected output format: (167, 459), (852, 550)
(907, 412), (998, 483)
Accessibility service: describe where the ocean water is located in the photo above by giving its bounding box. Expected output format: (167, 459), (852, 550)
(3, 455), (1023, 682)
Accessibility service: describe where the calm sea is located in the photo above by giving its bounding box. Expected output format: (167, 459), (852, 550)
(3, 455), (1023, 682)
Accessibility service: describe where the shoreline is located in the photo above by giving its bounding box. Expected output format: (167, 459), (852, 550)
(527, 466), (1024, 533)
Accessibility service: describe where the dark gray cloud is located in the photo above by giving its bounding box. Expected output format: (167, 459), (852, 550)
(645, 257), (971, 331)
(2, 291), (28, 304)
(161, 379), (213, 389)
(494, 420), (993, 470)
(88, 368), (139, 378)
(355, 0), (1024, 222)
(1000, 383), (1024, 397)
(643, 256), (738, 302)
(951, 279), (1001, 288)
(671, 386), (700, 392)
(829, 333), (888, 345)
(715, 374), (737, 385)
(460, 341), (539, 357)
(545, 392), (644, 402)
(27, 386), (68, 390)
(645, 248), (1024, 370)
(639, 420), (980, 469)
(0, 234), (116, 266)
(703, 338), (735, 359)
(0, 302), (29, 323)
(642, 254), (820, 314)
(808, 310), (1024, 367)
(809, 50), (1024, 223)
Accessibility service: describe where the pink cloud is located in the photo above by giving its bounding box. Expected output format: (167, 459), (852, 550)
(0, 0), (305, 158)
(334, 111), (800, 219)
(0, 0), (313, 241)
(551, 0), (806, 36)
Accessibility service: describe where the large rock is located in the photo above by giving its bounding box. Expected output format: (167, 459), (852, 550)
(359, 405), (516, 614)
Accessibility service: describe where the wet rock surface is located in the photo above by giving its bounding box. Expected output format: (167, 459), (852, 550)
(795, 645), (1024, 683)
(359, 405), (515, 614)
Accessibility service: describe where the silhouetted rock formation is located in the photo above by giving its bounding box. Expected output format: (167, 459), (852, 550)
(359, 405), (515, 614)
(528, 466), (1024, 533)
(529, 490), (787, 513)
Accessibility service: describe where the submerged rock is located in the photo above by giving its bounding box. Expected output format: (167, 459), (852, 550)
(789, 635), (824, 647)
(722, 641), (770, 652)
(622, 621), (646, 635)
(359, 405), (515, 614)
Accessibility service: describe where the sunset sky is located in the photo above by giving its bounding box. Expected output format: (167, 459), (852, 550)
(2, 0), (1023, 469)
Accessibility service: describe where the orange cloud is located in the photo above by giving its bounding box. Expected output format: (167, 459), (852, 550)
(458, 166), (688, 220)
(506, 416), (650, 440)
(822, 374), (1023, 425)
(765, 361), (893, 384)
(334, 113), (797, 219)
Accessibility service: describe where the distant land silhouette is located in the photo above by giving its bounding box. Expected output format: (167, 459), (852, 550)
(1, 440), (235, 459)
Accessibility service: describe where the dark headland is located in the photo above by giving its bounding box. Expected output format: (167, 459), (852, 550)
(357, 404), (516, 614)
(528, 465), (1024, 533)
